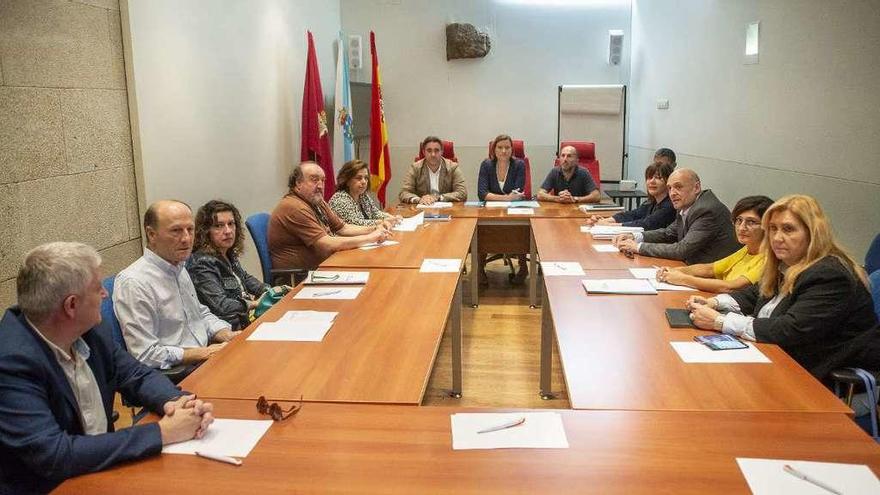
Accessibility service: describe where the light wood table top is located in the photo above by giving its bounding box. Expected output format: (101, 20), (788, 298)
(56, 401), (880, 494)
(394, 201), (593, 220)
(321, 217), (476, 269)
(181, 269), (460, 404)
(542, 274), (852, 414)
(531, 217), (682, 269)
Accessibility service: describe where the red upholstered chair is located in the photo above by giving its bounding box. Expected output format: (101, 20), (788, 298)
(486, 139), (532, 198)
(414, 140), (458, 162)
(558, 140), (600, 184)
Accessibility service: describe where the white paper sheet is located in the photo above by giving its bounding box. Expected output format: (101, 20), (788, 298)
(358, 240), (400, 250)
(592, 244), (620, 253)
(247, 310), (337, 342)
(649, 279), (698, 292)
(628, 268), (659, 279)
(588, 225), (645, 240)
(510, 200), (541, 208)
(293, 287), (363, 300)
(579, 204), (624, 212)
(485, 201), (511, 208)
(419, 258), (462, 273)
(305, 271), (369, 285)
(507, 207), (534, 215)
(582, 279), (657, 295)
(451, 412), (569, 450)
(415, 202), (453, 209)
(393, 212), (424, 232)
(162, 419), (273, 458)
(540, 261), (586, 276)
(670, 341), (771, 363)
(737, 458), (880, 495)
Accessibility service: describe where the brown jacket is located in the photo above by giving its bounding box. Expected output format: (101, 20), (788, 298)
(398, 158), (468, 203)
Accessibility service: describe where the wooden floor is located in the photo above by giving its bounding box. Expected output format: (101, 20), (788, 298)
(113, 260), (570, 426)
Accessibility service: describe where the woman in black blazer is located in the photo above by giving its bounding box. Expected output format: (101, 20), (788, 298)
(686, 194), (877, 378)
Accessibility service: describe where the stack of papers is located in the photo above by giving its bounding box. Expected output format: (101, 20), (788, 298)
(507, 207), (534, 215)
(737, 458), (880, 494)
(628, 268), (696, 292)
(485, 201), (511, 208)
(510, 200), (541, 208)
(420, 258), (462, 273)
(163, 418), (273, 458)
(578, 203), (624, 212)
(592, 244), (621, 253)
(464, 201), (485, 207)
(450, 412), (569, 450)
(540, 261), (586, 276)
(304, 271), (369, 285)
(359, 240), (400, 250)
(670, 342), (771, 363)
(585, 225), (644, 240)
(247, 311), (338, 341)
(415, 202), (453, 209)
(582, 279), (657, 295)
(393, 212), (424, 232)
(294, 287), (362, 300)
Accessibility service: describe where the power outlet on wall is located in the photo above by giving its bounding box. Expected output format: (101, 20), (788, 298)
(656, 98), (669, 110)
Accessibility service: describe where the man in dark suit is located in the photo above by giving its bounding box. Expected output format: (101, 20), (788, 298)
(0, 242), (215, 494)
(613, 168), (740, 264)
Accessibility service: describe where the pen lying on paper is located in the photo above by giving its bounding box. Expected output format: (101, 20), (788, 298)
(783, 464), (842, 495)
(196, 451), (242, 466)
(477, 417), (526, 434)
(314, 290), (342, 297)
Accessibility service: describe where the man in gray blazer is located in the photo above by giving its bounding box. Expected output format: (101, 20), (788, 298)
(613, 168), (739, 264)
(399, 136), (468, 205)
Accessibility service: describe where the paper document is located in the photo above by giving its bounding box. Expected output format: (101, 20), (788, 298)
(393, 212), (424, 232)
(670, 341), (771, 363)
(416, 202), (452, 209)
(592, 244), (621, 253)
(540, 262), (586, 276)
(737, 458), (880, 495)
(247, 310), (337, 341)
(464, 201), (484, 207)
(451, 412), (569, 450)
(507, 207), (534, 215)
(294, 287), (363, 300)
(359, 240), (400, 250)
(511, 200), (541, 208)
(582, 279), (657, 295)
(628, 268), (659, 279)
(485, 201), (511, 208)
(579, 203), (624, 212)
(649, 279), (697, 292)
(163, 419), (272, 458)
(420, 258), (462, 273)
(305, 271), (369, 285)
(588, 225), (645, 240)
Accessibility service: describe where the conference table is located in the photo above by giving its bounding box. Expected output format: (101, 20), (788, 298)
(57, 401), (880, 494)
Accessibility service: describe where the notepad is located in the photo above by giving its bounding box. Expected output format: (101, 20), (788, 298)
(359, 240), (400, 250)
(304, 271), (369, 285)
(450, 412), (569, 450)
(420, 258), (462, 273)
(592, 244), (621, 253)
(485, 201), (511, 208)
(737, 458), (880, 495)
(464, 201), (485, 207)
(415, 201), (452, 209)
(162, 419), (272, 458)
(393, 212), (424, 232)
(670, 341), (771, 363)
(294, 287), (363, 300)
(579, 204), (624, 212)
(588, 225), (644, 240)
(649, 279), (697, 292)
(582, 279), (657, 295)
(507, 207), (534, 215)
(247, 310), (337, 341)
(510, 200), (541, 208)
(540, 261), (585, 276)
(628, 268), (658, 279)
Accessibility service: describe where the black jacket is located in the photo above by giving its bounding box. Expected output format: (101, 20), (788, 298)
(613, 194), (676, 231)
(186, 251), (268, 330)
(730, 256), (878, 378)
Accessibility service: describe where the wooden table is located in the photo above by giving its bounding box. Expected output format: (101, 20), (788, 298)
(538, 274), (852, 414)
(56, 401), (880, 494)
(181, 268), (463, 403)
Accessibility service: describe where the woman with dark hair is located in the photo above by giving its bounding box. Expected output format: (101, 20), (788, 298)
(586, 161), (676, 230)
(686, 195), (878, 377)
(187, 200), (269, 330)
(329, 159), (401, 228)
(657, 195), (774, 293)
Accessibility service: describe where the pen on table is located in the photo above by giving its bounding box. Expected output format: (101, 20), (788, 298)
(314, 289), (342, 297)
(196, 451), (242, 466)
(553, 262), (566, 271)
(782, 464), (842, 495)
(477, 417), (526, 434)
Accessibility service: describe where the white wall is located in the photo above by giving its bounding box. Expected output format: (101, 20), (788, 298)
(628, 0), (880, 259)
(341, 0), (632, 200)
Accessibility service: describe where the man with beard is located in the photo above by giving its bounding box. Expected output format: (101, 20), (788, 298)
(269, 161), (391, 278)
(536, 145), (600, 203)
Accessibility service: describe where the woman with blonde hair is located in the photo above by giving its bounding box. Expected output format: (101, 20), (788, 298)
(686, 194), (877, 377)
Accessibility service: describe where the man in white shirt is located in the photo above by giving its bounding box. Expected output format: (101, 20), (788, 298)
(114, 200), (239, 372)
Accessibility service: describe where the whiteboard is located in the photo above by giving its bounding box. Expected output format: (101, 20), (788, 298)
(557, 84), (626, 182)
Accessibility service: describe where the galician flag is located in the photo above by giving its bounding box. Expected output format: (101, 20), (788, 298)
(333, 31), (354, 172)
(368, 31), (392, 206)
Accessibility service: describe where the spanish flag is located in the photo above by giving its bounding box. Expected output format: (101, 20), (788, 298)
(368, 31), (392, 206)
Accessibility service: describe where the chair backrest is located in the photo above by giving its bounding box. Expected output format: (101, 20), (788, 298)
(414, 140), (457, 163)
(100, 276), (126, 350)
(245, 212), (273, 284)
(866, 233), (880, 275)
(559, 140), (601, 184)
(486, 139), (533, 198)
(870, 269), (880, 320)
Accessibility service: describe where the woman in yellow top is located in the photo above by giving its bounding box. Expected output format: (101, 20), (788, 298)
(657, 195), (774, 293)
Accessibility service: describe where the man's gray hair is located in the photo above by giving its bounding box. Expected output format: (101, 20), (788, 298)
(17, 242), (102, 322)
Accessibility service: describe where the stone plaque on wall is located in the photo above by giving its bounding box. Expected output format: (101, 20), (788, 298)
(446, 23), (491, 60)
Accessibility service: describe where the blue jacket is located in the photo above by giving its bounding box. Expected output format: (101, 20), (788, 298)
(477, 158), (526, 201)
(0, 308), (182, 494)
(612, 194), (676, 231)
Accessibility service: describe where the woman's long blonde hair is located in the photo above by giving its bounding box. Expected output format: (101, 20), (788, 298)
(759, 194), (866, 298)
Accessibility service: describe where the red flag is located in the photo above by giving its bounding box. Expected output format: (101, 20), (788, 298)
(301, 31), (335, 199)
(368, 31), (392, 206)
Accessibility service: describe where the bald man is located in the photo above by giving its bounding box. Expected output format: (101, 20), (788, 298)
(537, 145), (600, 203)
(613, 169), (739, 264)
(114, 200), (239, 373)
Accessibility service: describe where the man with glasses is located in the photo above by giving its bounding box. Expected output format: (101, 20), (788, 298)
(613, 168), (740, 264)
(114, 200), (238, 374)
(399, 136), (468, 205)
(269, 161), (391, 278)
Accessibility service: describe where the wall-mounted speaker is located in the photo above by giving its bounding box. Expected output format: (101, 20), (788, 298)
(608, 30), (624, 66)
(348, 35), (363, 70)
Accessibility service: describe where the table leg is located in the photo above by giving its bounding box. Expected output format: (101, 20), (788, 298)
(529, 226), (538, 308)
(539, 280), (554, 400)
(470, 226), (479, 308)
(450, 275), (463, 398)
